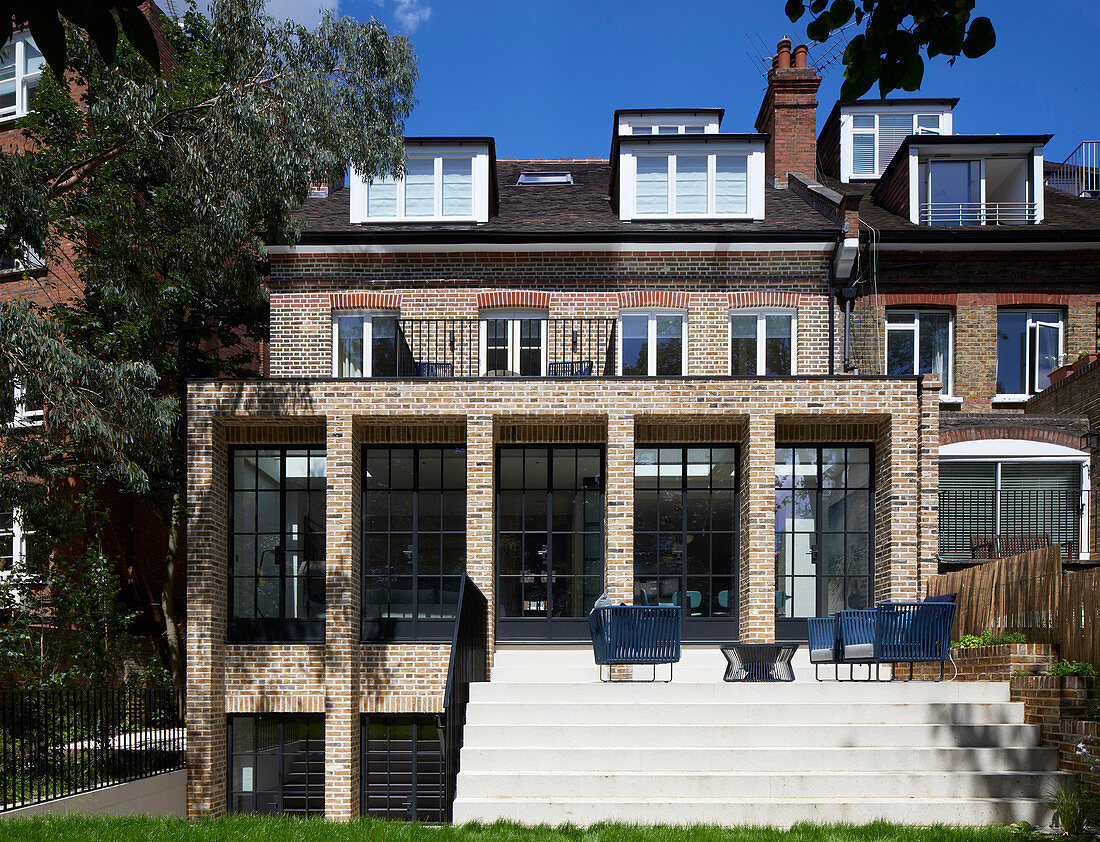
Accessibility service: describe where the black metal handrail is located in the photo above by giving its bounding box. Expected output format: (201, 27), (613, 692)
(938, 488), (1085, 564)
(0, 687), (185, 811)
(393, 317), (617, 378)
(441, 575), (487, 822)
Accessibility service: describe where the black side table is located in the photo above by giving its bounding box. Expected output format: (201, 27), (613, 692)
(721, 643), (799, 682)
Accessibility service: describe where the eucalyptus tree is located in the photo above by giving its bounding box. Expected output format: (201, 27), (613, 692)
(1, 0), (417, 686)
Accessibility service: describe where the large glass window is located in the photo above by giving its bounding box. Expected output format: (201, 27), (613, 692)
(885, 310), (952, 395)
(230, 448), (326, 641)
(229, 716), (324, 816)
(480, 312), (546, 376)
(620, 312), (685, 376)
(361, 716), (445, 822)
(333, 313), (400, 377)
(996, 310), (1062, 396)
(775, 446), (873, 627)
(729, 311), (795, 376)
(633, 153), (749, 216)
(0, 34), (44, 120)
(634, 447), (737, 638)
(365, 155), (475, 220)
(497, 447), (603, 640)
(362, 446), (466, 641)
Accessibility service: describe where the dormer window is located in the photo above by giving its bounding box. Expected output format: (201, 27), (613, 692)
(918, 156), (1037, 225)
(0, 33), (44, 120)
(834, 100), (955, 182)
(616, 109), (722, 136)
(350, 141), (492, 224)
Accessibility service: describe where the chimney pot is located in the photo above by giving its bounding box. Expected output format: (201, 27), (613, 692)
(776, 38), (792, 69)
(792, 44), (808, 69)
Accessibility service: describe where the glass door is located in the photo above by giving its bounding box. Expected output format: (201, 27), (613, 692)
(774, 445), (873, 641)
(496, 446), (604, 640)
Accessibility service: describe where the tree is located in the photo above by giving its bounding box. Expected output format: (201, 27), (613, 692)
(0, 0), (417, 687)
(784, 1), (996, 102)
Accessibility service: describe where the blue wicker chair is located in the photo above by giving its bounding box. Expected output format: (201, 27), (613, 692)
(807, 610), (878, 680)
(873, 601), (957, 680)
(588, 605), (681, 682)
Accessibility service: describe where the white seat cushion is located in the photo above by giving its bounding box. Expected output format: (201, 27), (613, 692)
(809, 648), (834, 662)
(844, 642), (874, 660)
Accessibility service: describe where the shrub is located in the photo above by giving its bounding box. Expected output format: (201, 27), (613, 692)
(951, 629), (1028, 649)
(1049, 660), (1098, 678)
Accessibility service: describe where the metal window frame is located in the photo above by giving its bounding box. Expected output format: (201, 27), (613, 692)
(360, 714), (446, 822)
(227, 714), (325, 817)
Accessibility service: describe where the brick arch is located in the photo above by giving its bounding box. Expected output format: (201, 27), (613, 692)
(727, 291), (802, 310)
(940, 425), (1086, 451)
(617, 291), (690, 309)
(477, 291), (552, 310)
(329, 292), (401, 311)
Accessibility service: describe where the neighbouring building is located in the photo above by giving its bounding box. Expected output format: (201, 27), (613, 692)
(185, 38), (1100, 822)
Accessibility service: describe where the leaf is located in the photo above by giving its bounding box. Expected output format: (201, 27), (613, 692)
(829, 0), (856, 27)
(24, 11), (67, 82)
(806, 16), (831, 42)
(962, 16), (996, 59)
(810, 0), (828, 13)
(785, 0), (806, 22)
(117, 6), (162, 72)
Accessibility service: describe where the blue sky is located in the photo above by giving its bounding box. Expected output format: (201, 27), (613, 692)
(268, 0), (1100, 164)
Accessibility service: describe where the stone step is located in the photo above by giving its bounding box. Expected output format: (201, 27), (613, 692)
(451, 796), (1054, 827)
(461, 721), (1042, 749)
(459, 744), (1060, 774)
(455, 770), (1068, 800)
(464, 700), (1026, 726)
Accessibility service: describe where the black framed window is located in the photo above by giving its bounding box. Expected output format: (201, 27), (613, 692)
(496, 446), (604, 641)
(361, 716), (445, 822)
(228, 715), (324, 816)
(362, 446), (466, 641)
(230, 448), (326, 642)
(634, 446), (738, 640)
(774, 445), (873, 638)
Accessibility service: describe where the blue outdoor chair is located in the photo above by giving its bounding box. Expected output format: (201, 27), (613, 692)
(589, 605), (682, 682)
(873, 599), (957, 681)
(807, 610), (878, 680)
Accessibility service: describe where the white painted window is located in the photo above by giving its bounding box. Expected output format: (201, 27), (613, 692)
(351, 145), (489, 223)
(996, 310), (1062, 397)
(619, 310), (686, 376)
(0, 509), (31, 572)
(12, 379), (42, 425)
(479, 311), (547, 376)
(0, 33), (44, 120)
(631, 152), (749, 217)
(885, 310), (952, 395)
(848, 112), (944, 179)
(729, 310), (796, 376)
(332, 312), (400, 377)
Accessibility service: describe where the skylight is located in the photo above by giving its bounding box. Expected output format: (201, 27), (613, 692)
(517, 172), (573, 185)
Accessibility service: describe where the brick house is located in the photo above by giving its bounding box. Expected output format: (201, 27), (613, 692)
(185, 39), (1099, 824)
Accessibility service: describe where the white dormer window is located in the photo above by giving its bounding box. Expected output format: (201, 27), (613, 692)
(617, 112), (721, 136)
(841, 106), (952, 181)
(619, 141), (764, 221)
(0, 33), (44, 120)
(351, 144), (491, 224)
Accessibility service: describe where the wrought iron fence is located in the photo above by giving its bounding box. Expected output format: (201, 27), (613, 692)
(938, 488), (1086, 564)
(442, 575), (487, 822)
(0, 687), (185, 811)
(392, 317), (617, 378)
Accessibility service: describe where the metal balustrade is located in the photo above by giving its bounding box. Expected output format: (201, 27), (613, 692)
(1046, 141), (1100, 198)
(919, 202), (1038, 226)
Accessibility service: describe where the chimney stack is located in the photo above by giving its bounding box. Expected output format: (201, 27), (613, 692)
(754, 37), (822, 188)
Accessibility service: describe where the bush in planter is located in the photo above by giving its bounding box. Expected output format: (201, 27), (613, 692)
(1049, 660), (1098, 678)
(951, 629), (1028, 649)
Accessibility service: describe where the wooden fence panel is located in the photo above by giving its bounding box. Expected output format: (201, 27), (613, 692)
(927, 546), (1098, 667)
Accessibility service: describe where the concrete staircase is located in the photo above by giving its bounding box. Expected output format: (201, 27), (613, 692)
(452, 646), (1064, 827)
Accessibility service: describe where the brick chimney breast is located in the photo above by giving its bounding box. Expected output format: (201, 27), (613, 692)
(754, 39), (822, 188)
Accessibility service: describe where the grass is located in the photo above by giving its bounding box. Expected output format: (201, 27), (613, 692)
(0, 816), (1022, 842)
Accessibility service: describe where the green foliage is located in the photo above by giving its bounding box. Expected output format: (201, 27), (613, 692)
(784, 1), (996, 102)
(0, 816), (1027, 842)
(1084, 696), (1100, 722)
(951, 629), (1027, 649)
(1047, 775), (1099, 836)
(1049, 660), (1098, 678)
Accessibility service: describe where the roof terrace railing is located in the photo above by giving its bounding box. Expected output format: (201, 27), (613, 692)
(1046, 141), (1100, 198)
(918, 202), (1038, 226)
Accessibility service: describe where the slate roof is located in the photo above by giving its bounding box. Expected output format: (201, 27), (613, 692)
(292, 159), (841, 243)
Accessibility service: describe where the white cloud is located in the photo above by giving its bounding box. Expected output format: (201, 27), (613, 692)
(264, 0), (338, 28)
(389, 0), (432, 31)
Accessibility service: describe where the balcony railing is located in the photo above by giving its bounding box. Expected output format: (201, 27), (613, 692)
(390, 317), (617, 378)
(938, 488), (1086, 565)
(919, 202), (1038, 226)
(1046, 141), (1100, 198)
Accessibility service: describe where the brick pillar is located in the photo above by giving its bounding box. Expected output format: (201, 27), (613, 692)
(324, 414), (360, 819)
(466, 414), (495, 666)
(186, 414), (228, 819)
(918, 374), (942, 596)
(739, 413), (775, 642)
(605, 414), (635, 603)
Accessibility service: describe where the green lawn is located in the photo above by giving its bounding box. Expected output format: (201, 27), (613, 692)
(0, 816), (1022, 842)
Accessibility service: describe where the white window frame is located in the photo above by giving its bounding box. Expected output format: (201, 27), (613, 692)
(841, 109), (950, 181)
(0, 32), (43, 121)
(331, 310), (398, 378)
(626, 149), (756, 220)
(617, 113), (721, 136)
(884, 309), (953, 396)
(994, 309), (1063, 400)
(727, 308), (797, 376)
(0, 508), (31, 573)
(478, 310), (548, 376)
(350, 144), (490, 224)
(12, 380), (42, 425)
(617, 309), (687, 376)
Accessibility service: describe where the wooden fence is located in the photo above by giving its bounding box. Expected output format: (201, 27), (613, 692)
(927, 545), (1100, 667)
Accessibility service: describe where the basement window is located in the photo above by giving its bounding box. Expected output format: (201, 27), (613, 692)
(516, 172), (573, 185)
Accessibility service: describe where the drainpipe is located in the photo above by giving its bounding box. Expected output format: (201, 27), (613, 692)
(828, 234), (841, 375)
